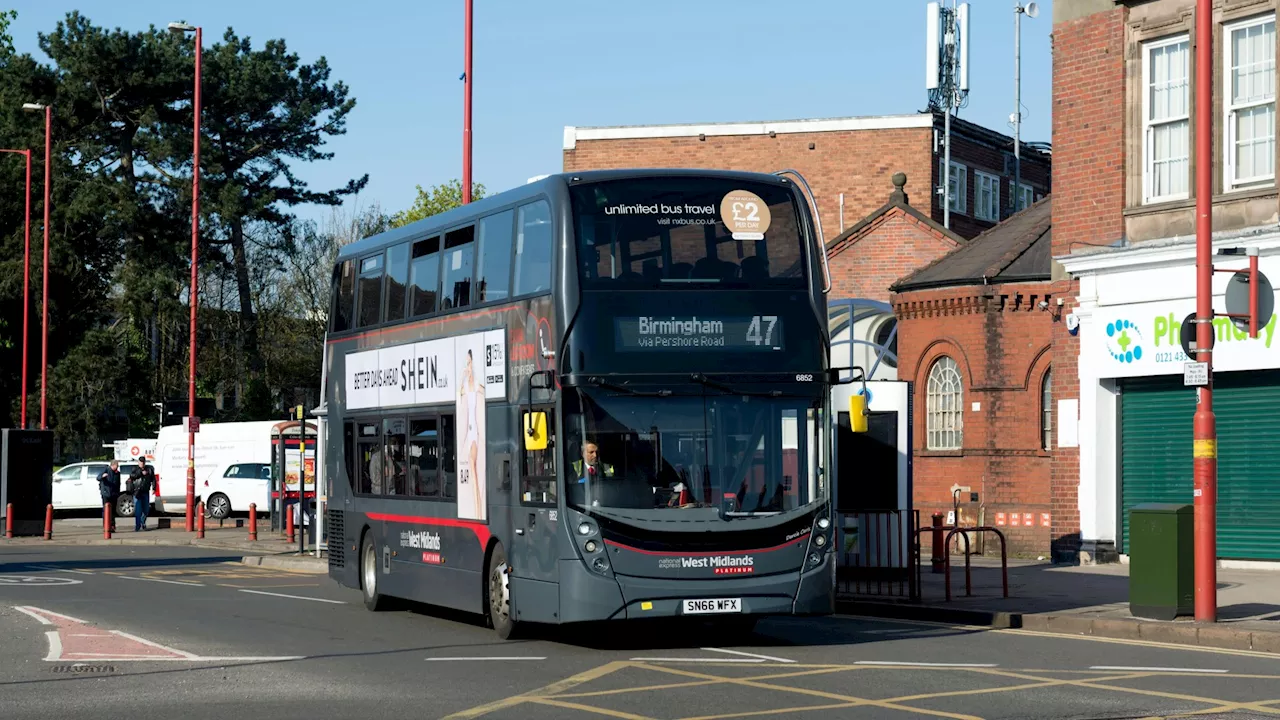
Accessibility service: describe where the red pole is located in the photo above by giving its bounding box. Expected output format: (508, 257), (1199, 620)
(44, 503), (52, 540)
(21, 149), (30, 428)
(930, 511), (945, 574)
(4, 502), (12, 538)
(39, 106), (50, 430)
(248, 503), (257, 541)
(103, 502), (111, 539)
(286, 507), (295, 544)
(1193, 0), (1218, 624)
(461, 0), (473, 204)
(185, 27), (202, 533)
(1249, 253), (1259, 338)
(197, 502), (205, 539)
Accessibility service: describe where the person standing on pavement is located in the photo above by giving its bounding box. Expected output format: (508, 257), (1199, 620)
(128, 458), (156, 532)
(97, 460), (121, 532)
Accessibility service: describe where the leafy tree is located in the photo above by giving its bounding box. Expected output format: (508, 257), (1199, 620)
(391, 179), (486, 227)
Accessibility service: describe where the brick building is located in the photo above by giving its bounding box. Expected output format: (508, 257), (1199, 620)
(890, 198), (1055, 556)
(1053, 0), (1280, 564)
(563, 113), (1052, 302)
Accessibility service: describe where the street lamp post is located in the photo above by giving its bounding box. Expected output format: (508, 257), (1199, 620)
(170, 21), (202, 533)
(0, 148), (31, 428)
(462, 0), (473, 205)
(21, 103), (50, 430)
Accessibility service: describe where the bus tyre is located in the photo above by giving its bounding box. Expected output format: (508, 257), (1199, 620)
(486, 544), (517, 640)
(361, 533), (391, 612)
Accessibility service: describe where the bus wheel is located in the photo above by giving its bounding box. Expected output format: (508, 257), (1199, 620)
(487, 544), (517, 639)
(361, 534), (391, 612)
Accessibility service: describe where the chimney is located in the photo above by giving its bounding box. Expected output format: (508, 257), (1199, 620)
(889, 172), (908, 205)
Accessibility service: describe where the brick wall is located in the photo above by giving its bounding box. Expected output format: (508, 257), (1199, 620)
(892, 282), (1056, 557)
(941, 132), (1053, 240)
(565, 128), (936, 246)
(1050, 5), (1128, 561)
(828, 208), (959, 302)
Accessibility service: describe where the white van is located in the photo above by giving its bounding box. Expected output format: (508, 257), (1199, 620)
(151, 421), (280, 514)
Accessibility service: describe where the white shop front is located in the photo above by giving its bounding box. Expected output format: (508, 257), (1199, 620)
(1061, 232), (1280, 564)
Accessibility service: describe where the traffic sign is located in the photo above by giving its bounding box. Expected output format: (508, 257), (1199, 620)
(183, 416), (200, 434)
(1180, 312), (1215, 358)
(1184, 361), (1209, 386)
(1224, 268), (1274, 334)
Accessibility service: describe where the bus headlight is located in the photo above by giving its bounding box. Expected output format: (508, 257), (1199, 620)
(816, 516), (830, 530)
(584, 540), (599, 553)
(814, 534), (827, 548)
(578, 522), (594, 536)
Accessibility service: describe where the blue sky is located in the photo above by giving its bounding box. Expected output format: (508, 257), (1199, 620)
(9, 0), (1054, 223)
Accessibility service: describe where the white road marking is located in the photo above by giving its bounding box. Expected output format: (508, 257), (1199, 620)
(702, 647), (795, 663)
(238, 589), (345, 604)
(31, 565), (95, 576)
(44, 631), (62, 662)
(631, 657), (764, 663)
(425, 657), (548, 661)
(854, 661), (999, 668)
(111, 630), (200, 659)
(118, 576), (204, 587)
(12, 606), (54, 626)
(1089, 665), (1229, 674)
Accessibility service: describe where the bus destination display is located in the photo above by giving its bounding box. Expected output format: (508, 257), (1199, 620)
(615, 315), (783, 352)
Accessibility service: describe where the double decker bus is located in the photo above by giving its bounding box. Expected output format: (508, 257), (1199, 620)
(323, 169), (846, 638)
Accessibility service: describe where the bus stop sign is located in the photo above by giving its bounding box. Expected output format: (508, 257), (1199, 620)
(1225, 268), (1274, 334)
(183, 416), (200, 434)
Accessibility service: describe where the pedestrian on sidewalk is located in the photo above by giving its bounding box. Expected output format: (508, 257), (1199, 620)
(128, 458), (155, 532)
(97, 460), (121, 532)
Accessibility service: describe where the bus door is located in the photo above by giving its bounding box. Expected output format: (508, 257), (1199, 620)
(514, 404), (559, 584)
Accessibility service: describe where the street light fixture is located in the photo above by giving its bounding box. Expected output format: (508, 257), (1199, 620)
(170, 20), (202, 533)
(21, 101), (50, 430)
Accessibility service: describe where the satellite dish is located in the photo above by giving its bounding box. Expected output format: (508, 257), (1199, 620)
(1025, 2), (1039, 18)
(1225, 268), (1274, 333)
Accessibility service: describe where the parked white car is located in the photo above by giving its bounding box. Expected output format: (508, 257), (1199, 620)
(201, 462), (271, 520)
(51, 461), (141, 517)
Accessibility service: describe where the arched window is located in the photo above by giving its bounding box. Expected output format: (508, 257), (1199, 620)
(874, 318), (899, 370)
(926, 356), (963, 450)
(1041, 368), (1053, 450)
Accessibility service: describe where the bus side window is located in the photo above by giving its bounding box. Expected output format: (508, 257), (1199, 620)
(356, 254), (384, 328)
(476, 209), (514, 303)
(410, 235), (441, 317)
(521, 408), (557, 506)
(439, 414), (457, 499)
(385, 242), (410, 322)
(408, 417), (439, 498)
(343, 421), (355, 490)
(514, 200), (552, 296)
(441, 226), (475, 310)
(331, 261), (355, 332)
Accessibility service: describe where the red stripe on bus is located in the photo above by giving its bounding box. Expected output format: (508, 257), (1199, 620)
(366, 512), (492, 547)
(327, 306), (512, 345)
(603, 537), (805, 558)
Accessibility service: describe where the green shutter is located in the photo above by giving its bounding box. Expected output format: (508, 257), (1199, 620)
(1120, 371), (1280, 560)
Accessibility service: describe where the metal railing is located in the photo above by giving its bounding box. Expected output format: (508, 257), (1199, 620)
(836, 509), (919, 601)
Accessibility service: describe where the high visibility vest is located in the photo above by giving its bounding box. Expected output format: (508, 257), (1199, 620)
(573, 459), (614, 482)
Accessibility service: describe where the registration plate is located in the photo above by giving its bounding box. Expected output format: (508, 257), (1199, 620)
(682, 598), (742, 614)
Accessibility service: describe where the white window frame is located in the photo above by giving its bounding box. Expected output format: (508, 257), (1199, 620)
(974, 170), (1000, 221)
(940, 160), (967, 215)
(1142, 34), (1192, 204)
(1223, 14), (1276, 192)
(1040, 368), (1053, 451)
(926, 356), (964, 451)
(1016, 183), (1035, 211)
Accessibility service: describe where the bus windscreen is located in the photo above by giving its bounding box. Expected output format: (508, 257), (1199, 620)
(570, 177), (808, 287)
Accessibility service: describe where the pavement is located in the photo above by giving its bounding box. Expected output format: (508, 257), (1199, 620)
(840, 555), (1280, 655)
(4, 544), (1280, 719)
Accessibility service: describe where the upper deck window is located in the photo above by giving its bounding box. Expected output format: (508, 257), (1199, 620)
(570, 177), (807, 288)
(441, 226), (475, 310)
(357, 253), (384, 328)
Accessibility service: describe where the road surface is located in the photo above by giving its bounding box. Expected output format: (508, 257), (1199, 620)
(2, 545), (1279, 719)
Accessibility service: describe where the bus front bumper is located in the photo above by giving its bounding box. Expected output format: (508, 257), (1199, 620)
(556, 551), (835, 624)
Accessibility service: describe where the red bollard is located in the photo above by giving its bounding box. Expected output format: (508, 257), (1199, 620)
(197, 503), (205, 539)
(248, 503), (257, 541)
(4, 502), (12, 539)
(103, 503), (112, 539)
(44, 504), (53, 540)
(930, 512), (945, 574)
(286, 507), (295, 544)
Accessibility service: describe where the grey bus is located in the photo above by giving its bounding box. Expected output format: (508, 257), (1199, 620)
(323, 169), (843, 638)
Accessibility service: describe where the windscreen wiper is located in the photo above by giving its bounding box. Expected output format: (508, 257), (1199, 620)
(689, 373), (782, 398)
(587, 376), (673, 397)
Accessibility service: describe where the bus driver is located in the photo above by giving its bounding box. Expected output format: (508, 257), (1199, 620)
(572, 441), (614, 484)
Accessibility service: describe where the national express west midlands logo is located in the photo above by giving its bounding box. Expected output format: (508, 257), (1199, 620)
(1106, 319), (1144, 364)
